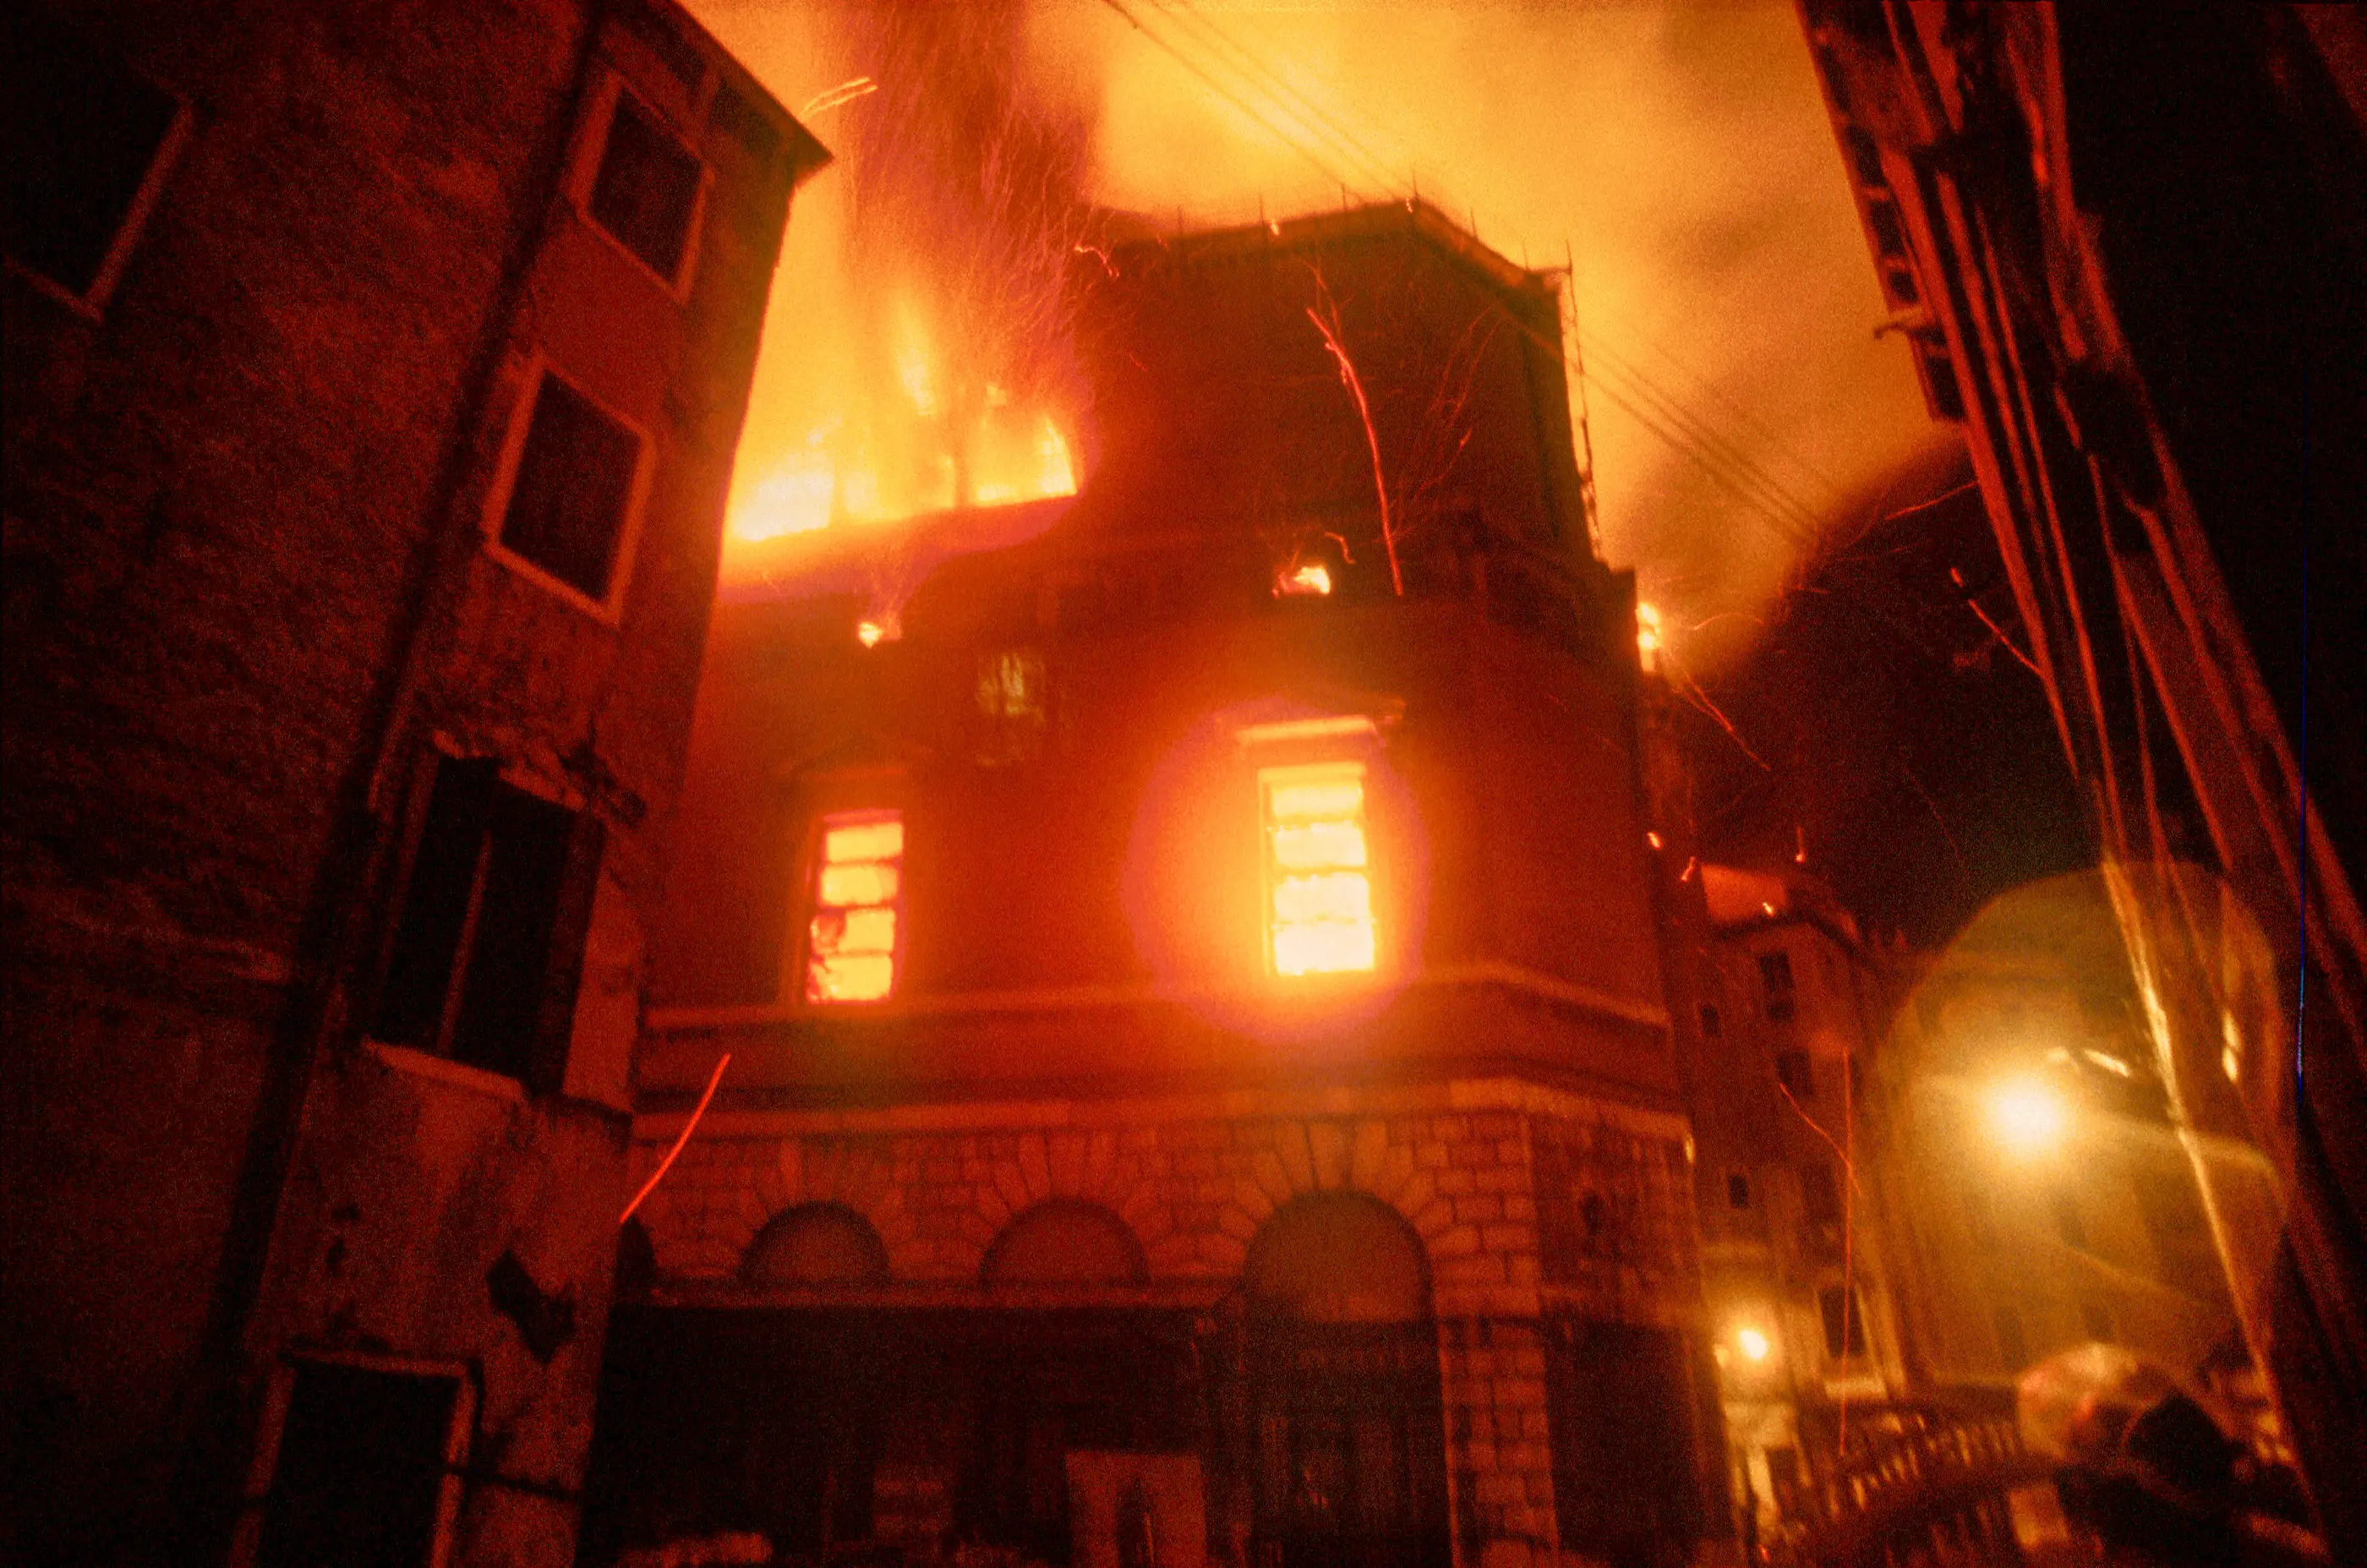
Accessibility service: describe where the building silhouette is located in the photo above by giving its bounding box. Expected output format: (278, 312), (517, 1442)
(2, 4), (825, 1563)
(1801, 4), (2366, 1549)
(1681, 866), (1905, 1535)
(593, 203), (1730, 1568)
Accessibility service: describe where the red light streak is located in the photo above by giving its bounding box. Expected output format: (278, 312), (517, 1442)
(618, 1052), (731, 1225)
(1304, 281), (1402, 598)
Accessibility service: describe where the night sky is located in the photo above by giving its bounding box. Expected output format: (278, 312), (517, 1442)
(1684, 445), (2093, 948)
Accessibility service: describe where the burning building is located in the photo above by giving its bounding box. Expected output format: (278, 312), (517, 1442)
(596, 201), (1728, 1568)
(2, 3), (825, 1564)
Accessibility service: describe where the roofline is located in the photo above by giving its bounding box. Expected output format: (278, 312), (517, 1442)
(1112, 198), (1553, 299)
(633, 0), (834, 188)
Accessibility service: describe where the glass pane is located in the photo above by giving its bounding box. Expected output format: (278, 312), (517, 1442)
(1268, 777), (1364, 822)
(823, 819), (903, 863)
(1273, 872), (1371, 926)
(816, 861), (898, 909)
(1271, 820), (1368, 871)
(1273, 920), (1376, 976)
(807, 952), (894, 1003)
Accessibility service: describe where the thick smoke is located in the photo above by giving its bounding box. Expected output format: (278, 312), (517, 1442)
(698, 1), (1957, 668)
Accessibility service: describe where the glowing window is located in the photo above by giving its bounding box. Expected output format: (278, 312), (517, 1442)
(805, 811), (902, 1003)
(1260, 762), (1375, 976)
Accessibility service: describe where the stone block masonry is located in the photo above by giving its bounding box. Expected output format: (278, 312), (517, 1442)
(631, 1077), (1701, 1568)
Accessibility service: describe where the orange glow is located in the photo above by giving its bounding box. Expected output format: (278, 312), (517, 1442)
(692, 2), (1947, 654)
(806, 810), (902, 1003)
(1987, 1076), (2069, 1156)
(1636, 601), (1663, 670)
(1277, 560), (1333, 597)
(1262, 762), (1376, 976)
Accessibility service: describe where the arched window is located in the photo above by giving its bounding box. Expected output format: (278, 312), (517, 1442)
(1244, 1193), (1428, 1323)
(1238, 1194), (1448, 1568)
(741, 1202), (890, 1289)
(981, 1200), (1147, 1287)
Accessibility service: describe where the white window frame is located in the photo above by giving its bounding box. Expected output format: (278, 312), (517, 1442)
(566, 70), (711, 303)
(479, 352), (654, 624)
(7, 74), (193, 319)
(229, 1350), (477, 1568)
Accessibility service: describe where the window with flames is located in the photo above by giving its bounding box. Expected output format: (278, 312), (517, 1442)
(1260, 762), (1376, 976)
(805, 811), (903, 1003)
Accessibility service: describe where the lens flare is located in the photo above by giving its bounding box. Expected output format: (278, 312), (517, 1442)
(1987, 1077), (2068, 1156)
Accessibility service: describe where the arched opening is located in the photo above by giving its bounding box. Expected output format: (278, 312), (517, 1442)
(741, 1202), (892, 1290)
(1236, 1194), (1450, 1568)
(981, 1199), (1148, 1287)
(964, 1202), (1167, 1560)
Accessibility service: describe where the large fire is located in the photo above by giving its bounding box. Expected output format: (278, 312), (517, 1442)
(696, 1), (1949, 667)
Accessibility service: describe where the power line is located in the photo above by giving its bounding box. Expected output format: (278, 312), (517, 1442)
(1164, 3), (1408, 196)
(1094, 0), (1377, 200)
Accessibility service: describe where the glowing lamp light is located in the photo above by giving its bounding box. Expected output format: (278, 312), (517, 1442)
(1736, 1327), (1772, 1363)
(856, 614), (899, 648)
(1988, 1077), (2069, 1156)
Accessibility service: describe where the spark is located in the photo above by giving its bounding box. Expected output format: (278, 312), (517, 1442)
(1950, 565), (2045, 678)
(799, 77), (878, 118)
(1305, 273), (1402, 597)
(619, 1053), (731, 1224)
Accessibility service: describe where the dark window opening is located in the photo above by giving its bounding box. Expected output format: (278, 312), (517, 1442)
(588, 90), (702, 281)
(1697, 1002), (1722, 1038)
(4, 12), (180, 300)
(2050, 1188), (2087, 1251)
(1774, 1049), (1814, 1101)
(1799, 1162), (1842, 1230)
(498, 370), (642, 604)
(369, 756), (602, 1090)
(976, 648), (1048, 765)
(1818, 1285), (1867, 1358)
(1726, 1172), (1751, 1210)
(254, 1361), (460, 1568)
(1758, 949), (1796, 1023)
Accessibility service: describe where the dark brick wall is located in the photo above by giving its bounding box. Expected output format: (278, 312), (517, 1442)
(1, 2), (809, 1561)
(4, 4), (587, 1555)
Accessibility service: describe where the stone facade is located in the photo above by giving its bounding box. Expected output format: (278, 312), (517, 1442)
(628, 1079), (1701, 1567)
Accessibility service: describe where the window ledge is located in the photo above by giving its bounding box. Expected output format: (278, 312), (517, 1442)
(368, 1041), (527, 1104)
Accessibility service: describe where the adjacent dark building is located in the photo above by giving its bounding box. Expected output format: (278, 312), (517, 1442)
(2, 4), (825, 1563)
(1799, 3), (2366, 1549)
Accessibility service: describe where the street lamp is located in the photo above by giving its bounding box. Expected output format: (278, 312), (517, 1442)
(1987, 1076), (2069, 1156)
(1736, 1325), (1772, 1363)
